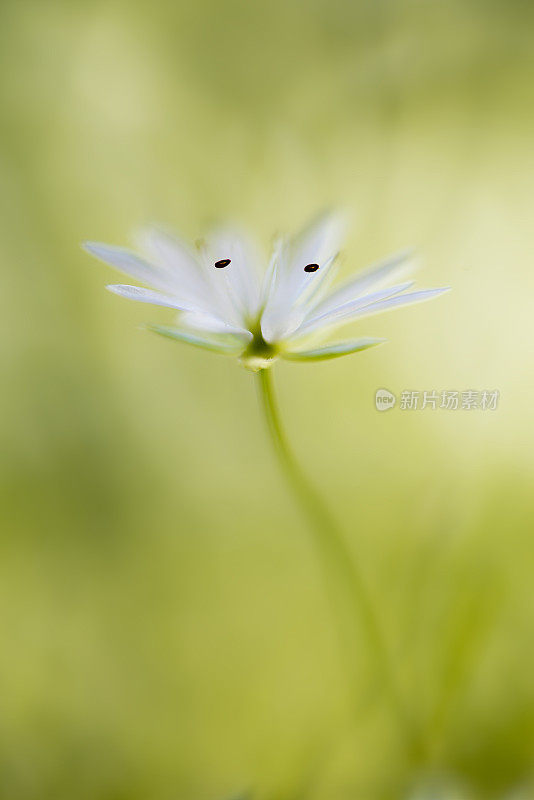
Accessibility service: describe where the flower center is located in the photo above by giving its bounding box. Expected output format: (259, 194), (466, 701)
(239, 324), (278, 372)
(214, 258), (231, 268)
(304, 263), (319, 272)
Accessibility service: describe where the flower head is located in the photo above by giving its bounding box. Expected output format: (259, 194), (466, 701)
(83, 213), (449, 370)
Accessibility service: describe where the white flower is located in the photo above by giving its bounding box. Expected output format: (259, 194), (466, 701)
(83, 213), (449, 371)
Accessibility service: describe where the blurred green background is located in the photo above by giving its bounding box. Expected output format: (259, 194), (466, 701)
(1, 0), (533, 797)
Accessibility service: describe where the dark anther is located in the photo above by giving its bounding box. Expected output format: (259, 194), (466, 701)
(304, 263), (319, 272)
(215, 258), (231, 268)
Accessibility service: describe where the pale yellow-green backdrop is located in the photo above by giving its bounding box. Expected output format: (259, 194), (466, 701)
(1, 0), (533, 798)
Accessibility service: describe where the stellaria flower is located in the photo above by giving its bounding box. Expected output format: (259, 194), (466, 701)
(83, 213), (449, 370)
(83, 213), (450, 742)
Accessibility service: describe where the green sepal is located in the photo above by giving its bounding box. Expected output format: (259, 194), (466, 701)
(282, 337), (386, 361)
(144, 324), (246, 355)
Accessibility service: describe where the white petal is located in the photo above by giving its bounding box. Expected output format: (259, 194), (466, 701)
(301, 257), (340, 311)
(261, 253), (339, 342)
(136, 227), (213, 308)
(136, 227), (200, 276)
(203, 226), (263, 323)
(282, 338), (386, 361)
(259, 237), (282, 309)
(349, 287), (451, 318)
(107, 283), (253, 338)
(84, 242), (171, 292)
(261, 211), (347, 340)
(289, 210), (347, 275)
(180, 310), (253, 339)
(85, 239), (214, 315)
(301, 286), (450, 335)
(298, 281), (416, 335)
(307, 249), (415, 320)
(106, 283), (196, 311)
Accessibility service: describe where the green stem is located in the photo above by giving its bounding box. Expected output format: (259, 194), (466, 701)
(256, 367), (416, 741)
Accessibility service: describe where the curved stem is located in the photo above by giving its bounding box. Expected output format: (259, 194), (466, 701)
(256, 367), (418, 743)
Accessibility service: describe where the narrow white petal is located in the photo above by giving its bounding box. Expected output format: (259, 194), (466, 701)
(180, 310), (253, 339)
(289, 211), (347, 275)
(259, 237), (282, 308)
(106, 284), (196, 311)
(107, 283), (253, 338)
(306, 249), (415, 320)
(204, 227), (263, 322)
(348, 287), (451, 318)
(136, 227), (200, 277)
(261, 211), (347, 340)
(295, 253), (338, 309)
(301, 286), (450, 335)
(261, 254), (340, 342)
(85, 239), (215, 315)
(83, 242), (171, 292)
(301, 258), (339, 311)
(136, 227), (212, 306)
(299, 281), (415, 335)
(282, 338), (386, 361)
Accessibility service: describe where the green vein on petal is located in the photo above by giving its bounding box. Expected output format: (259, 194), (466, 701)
(144, 324), (246, 355)
(281, 337), (386, 361)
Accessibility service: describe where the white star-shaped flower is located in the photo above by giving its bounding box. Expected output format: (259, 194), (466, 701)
(83, 213), (449, 370)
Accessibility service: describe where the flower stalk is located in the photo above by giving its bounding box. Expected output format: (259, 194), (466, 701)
(256, 367), (419, 746)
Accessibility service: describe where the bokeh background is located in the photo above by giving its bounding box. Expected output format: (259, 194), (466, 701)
(1, 0), (533, 797)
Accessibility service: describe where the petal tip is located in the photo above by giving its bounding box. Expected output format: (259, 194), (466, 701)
(105, 283), (124, 294)
(430, 285), (452, 297)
